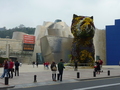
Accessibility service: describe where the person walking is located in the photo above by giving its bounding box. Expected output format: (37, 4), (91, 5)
(15, 60), (20, 76)
(58, 59), (65, 81)
(46, 62), (49, 69)
(32, 61), (35, 68)
(20, 62), (22, 67)
(36, 61), (39, 68)
(0, 60), (9, 79)
(50, 62), (57, 81)
(95, 60), (100, 74)
(99, 58), (103, 72)
(8, 59), (14, 78)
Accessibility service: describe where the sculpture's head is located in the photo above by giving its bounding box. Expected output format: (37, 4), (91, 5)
(71, 14), (95, 39)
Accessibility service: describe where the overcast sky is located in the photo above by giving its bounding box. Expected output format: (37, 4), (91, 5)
(0, 0), (120, 29)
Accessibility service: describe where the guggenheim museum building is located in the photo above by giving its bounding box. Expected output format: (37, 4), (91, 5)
(0, 19), (119, 65)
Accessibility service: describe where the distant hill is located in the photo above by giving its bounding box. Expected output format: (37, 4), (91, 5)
(0, 27), (35, 39)
(0, 27), (6, 31)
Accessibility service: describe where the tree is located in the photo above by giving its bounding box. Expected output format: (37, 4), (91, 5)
(0, 26), (35, 38)
(18, 24), (25, 28)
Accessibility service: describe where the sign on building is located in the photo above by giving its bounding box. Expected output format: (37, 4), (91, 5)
(23, 35), (35, 51)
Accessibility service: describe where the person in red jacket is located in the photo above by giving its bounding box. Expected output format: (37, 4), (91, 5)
(46, 62), (49, 69)
(99, 58), (103, 72)
(8, 59), (14, 78)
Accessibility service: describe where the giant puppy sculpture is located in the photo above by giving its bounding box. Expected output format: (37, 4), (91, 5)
(71, 14), (95, 66)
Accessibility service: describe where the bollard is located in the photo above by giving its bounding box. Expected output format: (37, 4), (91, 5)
(34, 75), (37, 82)
(5, 77), (9, 85)
(77, 72), (80, 78)
(93, 71), (96, 77)
(57, 73), (60, 80)
(108, 70), (110, 76)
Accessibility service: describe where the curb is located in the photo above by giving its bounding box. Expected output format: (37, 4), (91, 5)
(75, 75), (120, 81)
(1, 76), (120, 89)
(0, 85), (15, 89)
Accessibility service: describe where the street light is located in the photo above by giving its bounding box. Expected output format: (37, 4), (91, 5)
(6, 44), (10, 59)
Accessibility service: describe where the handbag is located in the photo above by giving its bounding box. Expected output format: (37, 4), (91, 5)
(52, 66), (57, 71)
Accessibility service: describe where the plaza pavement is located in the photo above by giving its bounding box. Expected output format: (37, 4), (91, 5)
(0, 64), (120, 89)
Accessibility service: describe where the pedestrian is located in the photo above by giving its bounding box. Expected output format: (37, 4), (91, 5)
(46, 62), (49, 69)
(32, 61), (35, 68)
(58, 59), (65, 81)
(99, 58), (103, 72)
(50, 62), (57, 81)
(95, 60), (100, 74)
(0, 60), (9, 79)
(8, 59), (14, 78)
(74, 60), (78, 71)
(36, 61), (39, 68)
(94, 62), (97, 72)
(20, 62), (22, 67)
(15, 60), (20, 76)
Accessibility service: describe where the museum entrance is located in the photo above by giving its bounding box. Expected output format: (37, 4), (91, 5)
(36, 53), (44, 64)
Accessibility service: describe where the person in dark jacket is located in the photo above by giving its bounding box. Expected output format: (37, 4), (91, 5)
(99, 59), (103, 72)
(32, 61), (35, 68)
(15, 60), (20, 76)
(95, 60), (100, 74)
(58, 59), (65, 81)
(36, 62), (39, 68)
(50, 62), (57, 81)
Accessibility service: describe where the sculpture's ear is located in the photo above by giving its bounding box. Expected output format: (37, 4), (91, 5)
(73, 14), (78, 18)
(90, 16), (93, 19)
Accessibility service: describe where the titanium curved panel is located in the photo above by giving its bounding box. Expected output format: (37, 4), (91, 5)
(40, 36), (73, 63)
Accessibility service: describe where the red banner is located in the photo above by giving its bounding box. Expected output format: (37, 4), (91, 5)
(23, 35), (35, 44)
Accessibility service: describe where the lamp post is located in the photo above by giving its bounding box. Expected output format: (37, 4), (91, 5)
(6, 44), (10, 59)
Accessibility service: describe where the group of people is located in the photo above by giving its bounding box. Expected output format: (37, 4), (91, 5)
(0, 58), (103, 81)
(0, 59), (20, 79)
(94, 59), (103, 74)
(50, 59), (103, 81)
(50, 59), (65, 82)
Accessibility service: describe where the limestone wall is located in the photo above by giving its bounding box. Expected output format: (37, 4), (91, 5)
(0, 38), (22, 51)
(0, 38), (32, 63)
(12, 31), (26, 40)
(93, 29), (106, 64)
